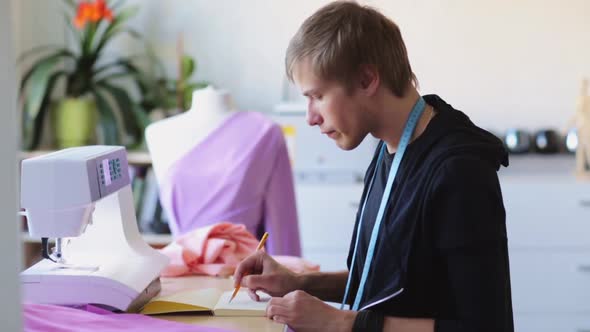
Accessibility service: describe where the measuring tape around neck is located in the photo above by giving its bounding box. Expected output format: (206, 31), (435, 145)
(341, 97), (426, 311)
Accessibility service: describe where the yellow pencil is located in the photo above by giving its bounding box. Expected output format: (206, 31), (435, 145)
(229, 232), (269, 303)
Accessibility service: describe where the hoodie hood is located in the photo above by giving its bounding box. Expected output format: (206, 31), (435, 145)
(421, 94), (509, 171)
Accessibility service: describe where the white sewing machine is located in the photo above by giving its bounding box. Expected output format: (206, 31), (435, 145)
(20, 146), (169, 312)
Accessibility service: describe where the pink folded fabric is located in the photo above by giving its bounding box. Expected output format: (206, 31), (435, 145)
(160, 223), (259, 277)
(24, 303), (234, 332)
(160, 222), (320, 277)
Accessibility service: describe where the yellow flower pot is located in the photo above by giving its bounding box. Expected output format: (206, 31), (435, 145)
(53, 97), (98, 148)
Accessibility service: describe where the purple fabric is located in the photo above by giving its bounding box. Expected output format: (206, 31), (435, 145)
(159, 111), (301, 256)
(24, 303), (235, 332)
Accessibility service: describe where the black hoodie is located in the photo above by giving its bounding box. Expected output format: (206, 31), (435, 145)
(346, 95), (514, 331)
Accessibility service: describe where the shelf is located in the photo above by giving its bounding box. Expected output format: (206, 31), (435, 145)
(127, 151), (152, 165)
(21, 232), (172, 246)
(20, 150), (152, 165)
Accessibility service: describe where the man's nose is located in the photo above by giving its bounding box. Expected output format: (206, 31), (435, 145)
(306, 105), (323, 127)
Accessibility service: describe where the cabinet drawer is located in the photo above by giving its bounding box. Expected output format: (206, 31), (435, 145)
(501, 180), (590, 248)
(514, 313), (590, 332)
(295, 184), (363, 251)
(510, 251), (590, 313)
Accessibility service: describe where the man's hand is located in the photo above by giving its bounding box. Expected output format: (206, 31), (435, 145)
(233, 251), (301, 300)
(266, 290), (356, 332)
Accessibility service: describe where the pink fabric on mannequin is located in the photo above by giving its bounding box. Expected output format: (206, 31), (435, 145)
(157, 111), (301, 256)
(24, 303), (235, 332)
(160, 223), (320, 277)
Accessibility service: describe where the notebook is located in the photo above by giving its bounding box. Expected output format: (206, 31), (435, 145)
(139, 288), (270, 317)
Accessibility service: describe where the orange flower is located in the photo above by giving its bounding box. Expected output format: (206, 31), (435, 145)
(73, 0), (114, 29)
(96, 0), (114, 22)
(73, 2), (94, 28)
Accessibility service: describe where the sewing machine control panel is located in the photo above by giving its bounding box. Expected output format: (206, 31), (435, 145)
(94, 148), (130, 198)
(99, 157), (123, 186)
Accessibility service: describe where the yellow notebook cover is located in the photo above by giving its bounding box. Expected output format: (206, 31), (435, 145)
(140, 288), (270, 317)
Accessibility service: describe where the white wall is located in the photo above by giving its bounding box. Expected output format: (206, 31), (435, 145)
(127, 0), (590, 133)
(15, 0), (590, 133)
(0, 0), (23, 329)
(12, 0), (64, 57)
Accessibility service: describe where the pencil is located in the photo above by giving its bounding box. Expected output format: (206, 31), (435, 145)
(229, 232), (269, 303)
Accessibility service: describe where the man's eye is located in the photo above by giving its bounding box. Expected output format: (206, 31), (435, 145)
(315, 95), (323, 100)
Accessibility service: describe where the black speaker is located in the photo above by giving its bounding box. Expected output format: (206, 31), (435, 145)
(503, 129), (532, 154)
(532, 129), (561, 154)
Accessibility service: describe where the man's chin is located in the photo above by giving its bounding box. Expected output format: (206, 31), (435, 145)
(334, 138), (361, 151)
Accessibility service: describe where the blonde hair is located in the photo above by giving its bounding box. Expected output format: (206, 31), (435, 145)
(286, 1), (418, 97)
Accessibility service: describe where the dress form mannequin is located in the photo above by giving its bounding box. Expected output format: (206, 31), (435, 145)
(145, 86), (237, 181)
(144, 85), (301, 255)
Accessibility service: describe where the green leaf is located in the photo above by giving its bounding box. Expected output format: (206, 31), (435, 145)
(83, 22), (99, 57)
(129, 104), (151, 149)
(164, 95), (177, 110)
(185, 82), (209, 92)
(17, 44), (60, 64)
(22, 71), (67, 149)
(19, 50), (74, 96)
(130, 72), (151, 95)
(96, 82), (142, 146)
(64, 13), (82, 47)
(92, 90), (120, 145)
(94, 71), (135, 83)
(180, 56), (195, 81)
(93, 5), (140, 55)
(94, 59), (138, 74)
(93, 58), (140, 83)
(21, 55), (66, 124)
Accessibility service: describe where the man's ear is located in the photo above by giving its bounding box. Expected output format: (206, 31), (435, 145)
(358, 65), (380, 95)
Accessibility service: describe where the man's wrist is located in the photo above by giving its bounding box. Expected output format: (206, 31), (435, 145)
(296, 273), (310, 292)
(333, 310), (357, 331)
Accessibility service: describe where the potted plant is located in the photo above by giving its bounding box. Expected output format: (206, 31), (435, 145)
(19, 0), (147, 149)
(134, 38), (209, 120)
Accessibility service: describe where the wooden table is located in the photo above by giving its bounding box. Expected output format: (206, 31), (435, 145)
(153, 276), (285, 332)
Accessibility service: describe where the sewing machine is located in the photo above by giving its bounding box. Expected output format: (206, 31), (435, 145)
(20, 146), (169, 312)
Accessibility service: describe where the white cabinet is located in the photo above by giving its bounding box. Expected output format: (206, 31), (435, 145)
(500, 174), (590, 332)
(509, 251), (590, 313)
(502, 178), (590, 248)
(295, 183), (364, 272)
(514, 314), (590, 332)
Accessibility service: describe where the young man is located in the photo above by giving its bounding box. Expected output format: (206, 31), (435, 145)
(233, 1), (514, 331)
